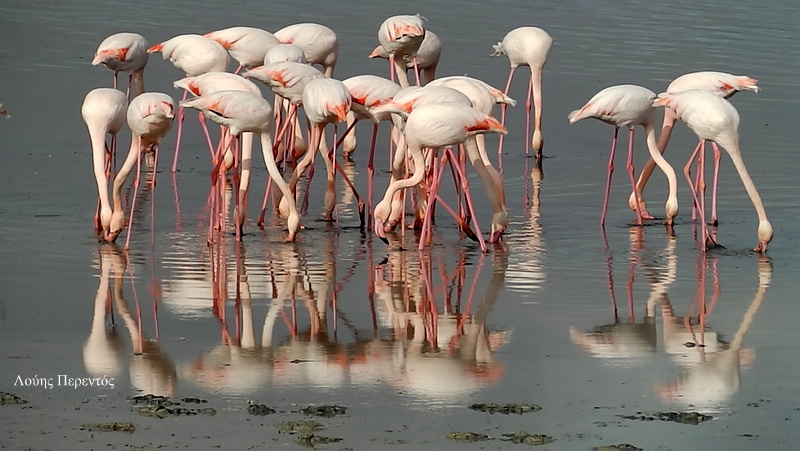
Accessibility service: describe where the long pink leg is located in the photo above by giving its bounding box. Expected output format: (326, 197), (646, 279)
(197, 111), (217, 160)
(524, 75), (533, 157)
(170, 90), (189, 173)
(600, 127), (619, 227)
(625, 128), (644, 225)
(124, 137), (143, 250)
(442, 147), (487, 252)
(683, 141), (716, 250)
(150, 143), (160, 248)
(418, 152), (442, 250)
(496, 66), (517, 157)
(710, 143), (722, 226)
(367, 123), (379, 230)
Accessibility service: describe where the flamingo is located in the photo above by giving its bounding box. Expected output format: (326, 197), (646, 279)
(92, 32), (148, 99)
(204, 26), (279, 73)
(264, 43), (308, 64)
(377, 14), (426, 88)
(653, 90), (772, 253)
(147, 34), (230, 173)
(274, 23), (338, 77)
(172, 72), (262, 232)
(340, 75), (401, 227)
(372, 103), (507, 249)
(369, 29), (441, 86)
(108, 93), (175, 249)
(81, 88), (127, 240)
(426, 76), (511, 241)
(569, 84), (679, 227)
(281, 77), (354, 223)
(631, 71), (759, 222)
(0, 103), (9, 118)
(371, 85), (473, 233)
(180, 90), (300, 242)
(491, 26), (552, 161)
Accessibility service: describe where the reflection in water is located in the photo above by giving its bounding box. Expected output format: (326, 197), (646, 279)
(657, 255), (772, 411)
(571, 228), (677, 362)
(84, 245), (176, 396)
(173, 231), (508, 401)
(572, 227), (772, 410)
(504, 162), (546, 293)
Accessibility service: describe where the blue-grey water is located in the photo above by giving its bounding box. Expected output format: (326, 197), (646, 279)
(1, 0), (798, 449)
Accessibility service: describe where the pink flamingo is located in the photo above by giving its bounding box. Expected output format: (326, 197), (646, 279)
(0, 103), (8, 118)
(372, 103), (507, 250)
(281, 77), (355, 223)
(377, 14), (426, 88)
(274, 23), (338, 77)
(653, 90), (772, 253)
(340, 75), (401, 227)
(491, 26), (552, 162)
(569, 84), (679, 227)
(426, 76), (511, 241)
(173, 72), (263, 233)
(371, 85), (473, 232)
(81, 88), (127, 240)
(92, 32), (148, 99)
(147, 35), (229, 173)
(631, 71), (759, 223)
(108, 93), (175, 249)
(204, 26), (279, 74)
(369, 29), (441, 86)
(264, 43), (308, 64)
(244, 61), (325, 159)
(180, 90), (300, 242)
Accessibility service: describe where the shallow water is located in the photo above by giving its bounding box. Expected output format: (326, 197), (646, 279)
(1, 0), (799, 449)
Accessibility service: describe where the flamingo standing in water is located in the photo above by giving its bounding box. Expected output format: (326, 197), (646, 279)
(426, 76), (511, 241)
(281, 77), (354, 223)
(0, 103), (10, 118)
(491, 26), (552, 162)
(81, 88), (127, 240)
(630, 71), (759, 223)
(204, 26), (279, 74)
(147, 35), (229, 173)
(369, 29), (440, 86)
(569, 84), (679, 227)
(653, 90), (772, 253)
(92, 32), (148, 99)
(377, 14), (426, 88)
(108, 93), (175, 249)
(181, 90), (300, 242)
(340, 75), (401, 227)
(372, 103), (507, 250)
(274, 23), (338, 77)
(173, 72), (262, 233)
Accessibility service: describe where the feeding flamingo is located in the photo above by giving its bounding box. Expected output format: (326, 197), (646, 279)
(147, 34), (230, 173)
(491, 26), (552, 162)
(369, 29), (441, 86)
(274, 23), (338, 77)
(371, 103), (507, 250)
(180, 90), (300, 242)
(631, 71), (759, 223)
(653, 90), (772, 253)
(569, 84), (679, 227)
(108, 93), (175, 249)
(81, 88), (127, 240)
(377, 14), (426, 88)
(204, 26), (279, 73)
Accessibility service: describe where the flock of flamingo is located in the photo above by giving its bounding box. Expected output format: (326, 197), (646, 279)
(79, 15), (773, 254)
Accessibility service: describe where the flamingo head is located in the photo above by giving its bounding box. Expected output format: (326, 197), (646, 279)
(754, 220), (773, 253)
(373, 200), (391, 244)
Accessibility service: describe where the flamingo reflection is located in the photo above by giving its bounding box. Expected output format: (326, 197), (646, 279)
(656, 255), (771, 410)
(176, 231), (508, 399)
(84, 245), (176, 396)
(571, 227), (677, 362)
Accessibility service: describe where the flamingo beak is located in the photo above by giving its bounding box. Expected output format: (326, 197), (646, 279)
(488, 229), (504, 243)
(374, 218), (389, 245)
(104, 229), (122, 243)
